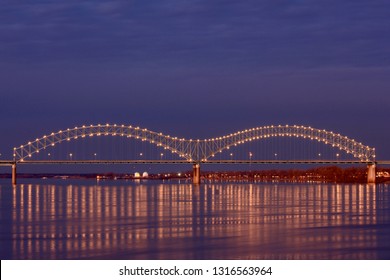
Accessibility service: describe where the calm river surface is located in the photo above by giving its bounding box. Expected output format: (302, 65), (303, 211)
(0, 179), (389, 260)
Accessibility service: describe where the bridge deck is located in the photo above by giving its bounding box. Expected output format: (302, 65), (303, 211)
(2, 160), (390, 165)
(0, 161), (14, 166)
(0, 159), (382, 165)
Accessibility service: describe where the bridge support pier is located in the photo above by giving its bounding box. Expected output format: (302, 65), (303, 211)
(367, 163), (376, 184)
(193, 163), (200, 184)
(12, 163), (17, 185)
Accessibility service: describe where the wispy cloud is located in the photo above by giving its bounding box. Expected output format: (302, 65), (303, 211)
(0, 0), (389, 69)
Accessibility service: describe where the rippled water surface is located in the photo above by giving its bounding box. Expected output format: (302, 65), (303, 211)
(1, 179), (389, 259)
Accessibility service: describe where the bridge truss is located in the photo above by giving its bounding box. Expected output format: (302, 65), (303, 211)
(13, 124), (376, 163)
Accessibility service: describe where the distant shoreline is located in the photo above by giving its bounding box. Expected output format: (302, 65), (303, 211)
(1, 165), (389, 184)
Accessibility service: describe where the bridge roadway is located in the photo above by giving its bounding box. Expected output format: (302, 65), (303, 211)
(0, 159), (386, 165)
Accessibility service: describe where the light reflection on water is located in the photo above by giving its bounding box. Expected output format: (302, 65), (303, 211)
(0, 181), (389, 259)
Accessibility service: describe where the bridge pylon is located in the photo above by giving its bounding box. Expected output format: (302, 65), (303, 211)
(193, 163), (201, 184)
(367, 163), (376, 184)
(12, 163), (17, 185)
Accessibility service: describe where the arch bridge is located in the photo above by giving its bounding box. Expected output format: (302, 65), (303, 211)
(10, 124), (377, 184)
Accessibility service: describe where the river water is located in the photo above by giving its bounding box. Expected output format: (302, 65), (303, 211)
(0, 179), (389, 260)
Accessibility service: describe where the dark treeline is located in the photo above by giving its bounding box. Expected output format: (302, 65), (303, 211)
(202, 166), (390, 183)
(1, 166), (389, 183)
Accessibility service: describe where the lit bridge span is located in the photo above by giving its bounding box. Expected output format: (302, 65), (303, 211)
(6, 124), (379, 184)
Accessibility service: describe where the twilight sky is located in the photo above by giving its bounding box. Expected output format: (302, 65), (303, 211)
(1, 0), (390, 160)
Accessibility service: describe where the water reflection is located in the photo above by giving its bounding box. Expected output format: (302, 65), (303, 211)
(0, 182), (389, 259)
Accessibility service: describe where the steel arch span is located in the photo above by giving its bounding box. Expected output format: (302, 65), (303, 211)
(13, 124), (376, 162)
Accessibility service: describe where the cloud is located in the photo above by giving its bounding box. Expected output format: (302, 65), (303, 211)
(0, 0), (389, 71)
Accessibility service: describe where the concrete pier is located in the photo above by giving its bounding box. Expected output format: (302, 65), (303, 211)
(193, 163), (200, 184)
(367, 163), (376, 184)
(12, 163), (17, 185)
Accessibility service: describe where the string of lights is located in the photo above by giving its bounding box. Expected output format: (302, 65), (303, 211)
(13, 124), (376, 162)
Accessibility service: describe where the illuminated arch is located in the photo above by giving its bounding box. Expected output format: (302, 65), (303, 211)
(13, 124), (193, 162)
(201, 125), (375, 162)
(13, 124), (376, 162)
